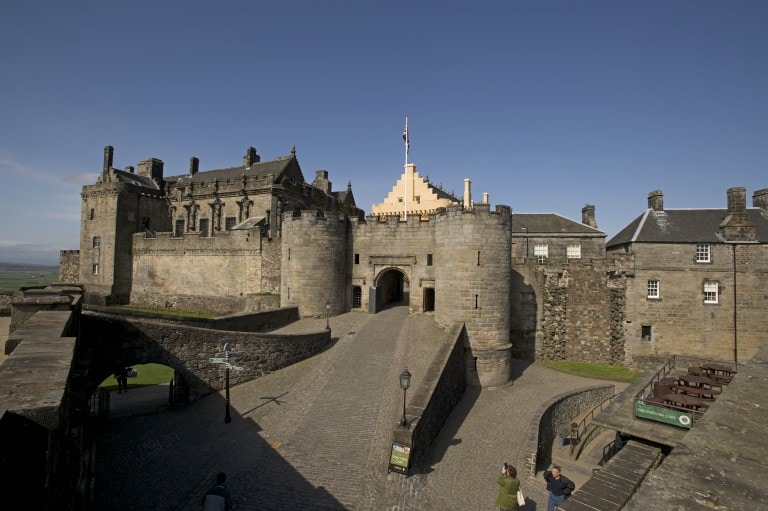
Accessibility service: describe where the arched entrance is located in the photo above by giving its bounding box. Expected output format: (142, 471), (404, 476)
(369, 268), (410, 313)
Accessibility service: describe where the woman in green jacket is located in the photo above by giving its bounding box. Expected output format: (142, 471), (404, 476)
(495, 463), (520, 510)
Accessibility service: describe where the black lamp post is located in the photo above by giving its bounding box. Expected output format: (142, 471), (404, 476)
(224, 343), (232, 423)
(399, 367), (411, 428)
(325, 301), (330, 330)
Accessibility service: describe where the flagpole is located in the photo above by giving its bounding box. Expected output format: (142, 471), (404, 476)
(404, 116), (408, 219)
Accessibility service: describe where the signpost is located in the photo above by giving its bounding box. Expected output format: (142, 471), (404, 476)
(209, 342), (243, 423)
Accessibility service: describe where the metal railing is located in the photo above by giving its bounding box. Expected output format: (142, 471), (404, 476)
(570, 393), (620, 459)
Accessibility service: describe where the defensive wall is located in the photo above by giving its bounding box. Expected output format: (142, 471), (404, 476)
(130, 229), (281, 314)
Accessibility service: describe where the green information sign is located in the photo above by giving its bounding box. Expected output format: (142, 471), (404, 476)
(389, 443), (411, 474)
(635, 401), (693, 429)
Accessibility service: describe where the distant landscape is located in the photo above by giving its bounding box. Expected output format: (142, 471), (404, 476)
(0, 262), (59, 290)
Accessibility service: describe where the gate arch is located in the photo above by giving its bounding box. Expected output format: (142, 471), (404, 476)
(373, 267), (410, 309)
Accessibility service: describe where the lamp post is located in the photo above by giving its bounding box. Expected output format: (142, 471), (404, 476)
(399, 367), (411, 428)
(325, 301), (330, 330)
(209, 342), (243, 424)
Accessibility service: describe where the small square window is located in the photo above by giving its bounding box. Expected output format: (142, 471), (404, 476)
(534, 244), (548, 263)
(225, 217), (237, 230)
(647, 280), (660, 299)
(704, 281), (719, 304)
(696, 243), (711, 263)
(427, 254), (433, 266)
(92, 263), (99, 275)
(641, 325), (652, 342)
(92, 236), (101, 248)
(354, 254), (360, 264)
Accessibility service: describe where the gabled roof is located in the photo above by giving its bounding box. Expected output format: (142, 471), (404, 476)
(112, 169), (161, 190)
(167, 155), (303, 186)
(511, 213), (604, 235)
(607, 208), (768, 247)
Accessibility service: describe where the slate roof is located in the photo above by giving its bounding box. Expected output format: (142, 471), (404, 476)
(112, 169), (161, 190)
(606, 208), (768, 247)
(166, 155), (302, 186)
(510, 213), (604, 235)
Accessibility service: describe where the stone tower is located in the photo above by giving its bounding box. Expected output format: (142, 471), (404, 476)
(435, 203), (513, 387)
(280, 210), (349, 317)
(79, 146), (168, 304)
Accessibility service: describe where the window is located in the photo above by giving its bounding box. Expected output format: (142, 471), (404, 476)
(427, 254), (433, 266)
(641, 325), (652, 342)
(92, 236), (101, 248)
(174, 219), (184, 237)
(704, 281), (719, 304)
(534, 244), (548, 263)
(92, 263), (99, 275)
(89, 208), (95, 220)
(354, 254), (360, 264)
(225, 216), (237, 230)
(647, 280), (660, 299)
(696, 243), (711, 263)
(566, 245), (581, 259)
(199, 218), (209, 237)
(352, 286), (362, 308)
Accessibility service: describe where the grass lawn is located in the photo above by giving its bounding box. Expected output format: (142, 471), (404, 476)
(0, 268), (59, 290)
(100, 363), (175, 391)
(539, 360), (641, 383)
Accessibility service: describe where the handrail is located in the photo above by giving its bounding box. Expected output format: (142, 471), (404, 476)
(570, 392), (619, 458)
(635, 358), (675, 402)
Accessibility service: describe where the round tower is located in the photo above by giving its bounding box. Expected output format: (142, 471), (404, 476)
(435, 203), (512, 387)
(280, 210), (348, 317)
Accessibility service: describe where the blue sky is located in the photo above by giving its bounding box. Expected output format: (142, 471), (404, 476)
(1, 1), (766, 265)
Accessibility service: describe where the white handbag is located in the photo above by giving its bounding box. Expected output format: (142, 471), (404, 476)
(517, 488), (525, 506)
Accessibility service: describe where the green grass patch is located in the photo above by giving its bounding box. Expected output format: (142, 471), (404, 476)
(99, 363), (175, 391)
(116, 305), (218, 318)
(539, 360), (641, 383)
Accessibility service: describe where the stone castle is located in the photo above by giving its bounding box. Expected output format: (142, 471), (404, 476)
(62, 145), (768, 388)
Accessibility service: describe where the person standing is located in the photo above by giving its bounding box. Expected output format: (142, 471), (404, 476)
(495, 463), (520, 510)
(543, 465), (575, 511)
(119, 367), (128, 393)
(202, 472), (233, 511)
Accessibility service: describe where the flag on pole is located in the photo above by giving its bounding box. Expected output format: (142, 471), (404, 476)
(403, 119), (409, 155)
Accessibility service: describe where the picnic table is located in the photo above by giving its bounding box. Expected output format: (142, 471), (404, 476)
(663, 393), (706, 410)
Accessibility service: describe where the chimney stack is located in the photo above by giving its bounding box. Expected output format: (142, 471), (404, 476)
(753, 188), (768, 212)
(312, 170), (331, 194)
(582, 204), (597, 228)
(190, 157), (199, 175)
(720, 187), (756, 241)
(103, 145), (114, 174)
(463, 179), (472, 209)
(483, 192), (489, 205)
(137, 158), (165, 183)
(243, 147), (260, 167)
(648, 190), (663, 211)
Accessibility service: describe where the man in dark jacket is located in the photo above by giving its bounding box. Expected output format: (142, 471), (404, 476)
(543, 465), (575, 511)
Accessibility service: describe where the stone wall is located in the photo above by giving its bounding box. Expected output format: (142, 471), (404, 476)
(0, 289), (21, 316)
(538, 265), (622, 364)
(58, 250), (80, 283)
(391, 323), (467, 472)
(130, 230), (281, 314)
(81, 311), (330, 401)
(524, 384), (615, 474)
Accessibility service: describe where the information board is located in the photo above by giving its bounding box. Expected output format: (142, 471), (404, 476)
(389, 443), (411, 474)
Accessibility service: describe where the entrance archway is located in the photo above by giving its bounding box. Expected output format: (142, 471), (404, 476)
(369, 268), (410, 312)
